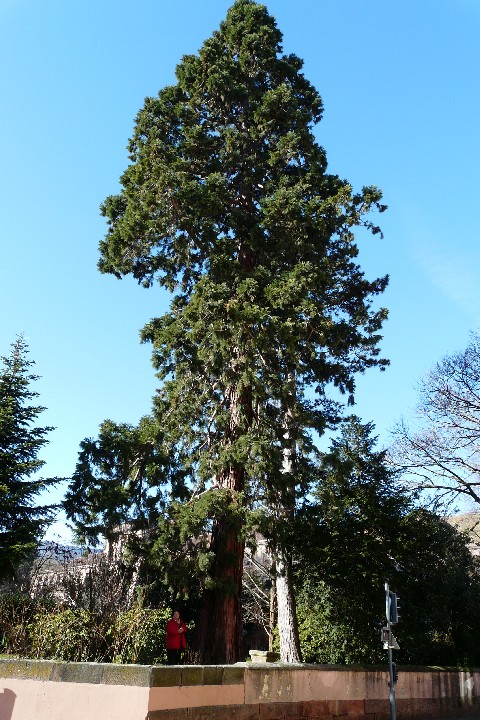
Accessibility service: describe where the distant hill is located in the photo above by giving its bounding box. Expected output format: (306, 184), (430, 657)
(39, 542), (84, 557)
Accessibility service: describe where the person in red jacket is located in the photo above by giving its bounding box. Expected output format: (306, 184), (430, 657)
(165, 610), (187, 665)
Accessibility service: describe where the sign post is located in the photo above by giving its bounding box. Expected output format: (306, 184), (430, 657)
(383, 582), (400, 720)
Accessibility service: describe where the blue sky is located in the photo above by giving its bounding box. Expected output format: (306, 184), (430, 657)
(1, 0), (480, 540)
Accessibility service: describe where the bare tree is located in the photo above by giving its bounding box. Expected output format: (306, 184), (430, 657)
(391, 333), (480, 515)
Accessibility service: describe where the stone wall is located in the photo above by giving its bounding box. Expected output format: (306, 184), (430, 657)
(0, 659), (478, 720)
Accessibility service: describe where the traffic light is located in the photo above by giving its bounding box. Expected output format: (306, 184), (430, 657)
(388, 663), (399, 687)
(388, 591), (400, 624)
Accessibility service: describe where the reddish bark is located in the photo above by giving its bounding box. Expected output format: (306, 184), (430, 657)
(194, 467), (246, 664)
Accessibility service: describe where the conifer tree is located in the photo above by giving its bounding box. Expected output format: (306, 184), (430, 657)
(294, 418), (480, 666)
(64, 417), (176, 547)
(0, 337), (55, 579)
(99, 0), (388, 662)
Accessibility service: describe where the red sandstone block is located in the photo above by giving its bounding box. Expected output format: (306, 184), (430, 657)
(282, 701), (306, 719)
(259, 702), (283, 720)
(363, 700), (388, 716)
(395, 700), (413, 717)
(302, 700), (330, 718)
(186, 707), (228, 720)
(326, 700), (350, 717)
(231, 705), (261, 720)
(189, 705), (259, 720)
(345, 700), (365, 718)
(147, 710), (189, 720)
(399, 697), (439, 718)
(239, 706), (262, 720)
(258, 701), (306, 720)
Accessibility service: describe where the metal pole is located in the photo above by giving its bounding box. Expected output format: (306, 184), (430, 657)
(387, 641), (396, 720)
(385, 582), (396, 720)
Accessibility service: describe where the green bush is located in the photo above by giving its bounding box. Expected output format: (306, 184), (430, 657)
(29, 608), (106, 662)
(297, 584), (382, 665)
(0, 592), (53, 657)
(108, 607), (171, 664)
(0, 593), (176, 664)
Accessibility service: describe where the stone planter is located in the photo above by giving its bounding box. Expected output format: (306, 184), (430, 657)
(249, 650), (280, 663)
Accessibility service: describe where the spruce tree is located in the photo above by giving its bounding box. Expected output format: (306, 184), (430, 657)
(99, 0), (388, 662)
(0, 337), (55, 579)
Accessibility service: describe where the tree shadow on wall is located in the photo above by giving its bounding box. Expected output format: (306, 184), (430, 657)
(0, 688), (16, 720)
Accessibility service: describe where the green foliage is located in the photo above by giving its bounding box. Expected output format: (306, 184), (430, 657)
(64, 416), (179, 547)
(95, 0), (389, 660)
(98, 0), (388, 499)
(293, 418), (480, 666)
(0, 591), (49, 657)
(0, 337), (56, 580)
(0, 592), (174, 664)
(0, 529), (181, 665)
(298, 418), (412, 589)
(297, 583), (376, 665)
(108, 607), (171, 664)
(395, 509), (480, 665)
(29, 608), (103, 662)
(296, 581), (386, 665)
(145, 489), (250, 610)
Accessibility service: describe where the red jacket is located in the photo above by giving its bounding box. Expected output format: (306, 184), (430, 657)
(166, 618), (187, 650)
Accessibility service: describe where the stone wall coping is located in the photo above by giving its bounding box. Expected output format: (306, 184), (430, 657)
(0, 658), (478, 686)
(0, 660), (246, 686)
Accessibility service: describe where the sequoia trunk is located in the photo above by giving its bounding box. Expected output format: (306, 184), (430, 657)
(194, 467), (246, 664)
(194, 382), (251, 664)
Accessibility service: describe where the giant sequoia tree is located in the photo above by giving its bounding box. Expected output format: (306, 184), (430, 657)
(99, 0), (388, 663)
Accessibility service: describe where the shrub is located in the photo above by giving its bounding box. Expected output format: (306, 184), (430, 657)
(296, 583), (383, 665)
(1, 585), (183, 665)
(0, 592), (53, 657)
(108, 607), (171, 664)
(28, 608), (106, 662)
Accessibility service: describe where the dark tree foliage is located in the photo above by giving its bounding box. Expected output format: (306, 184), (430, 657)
(0, 337), (55, 580)
(396, 508), (480, 665)
(98, 0), (388, 662)
(294, 418), (480, 665)
(294, 418), (409, 662)
(64, 416), (184, 547)
(64, 417), (203, 621)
